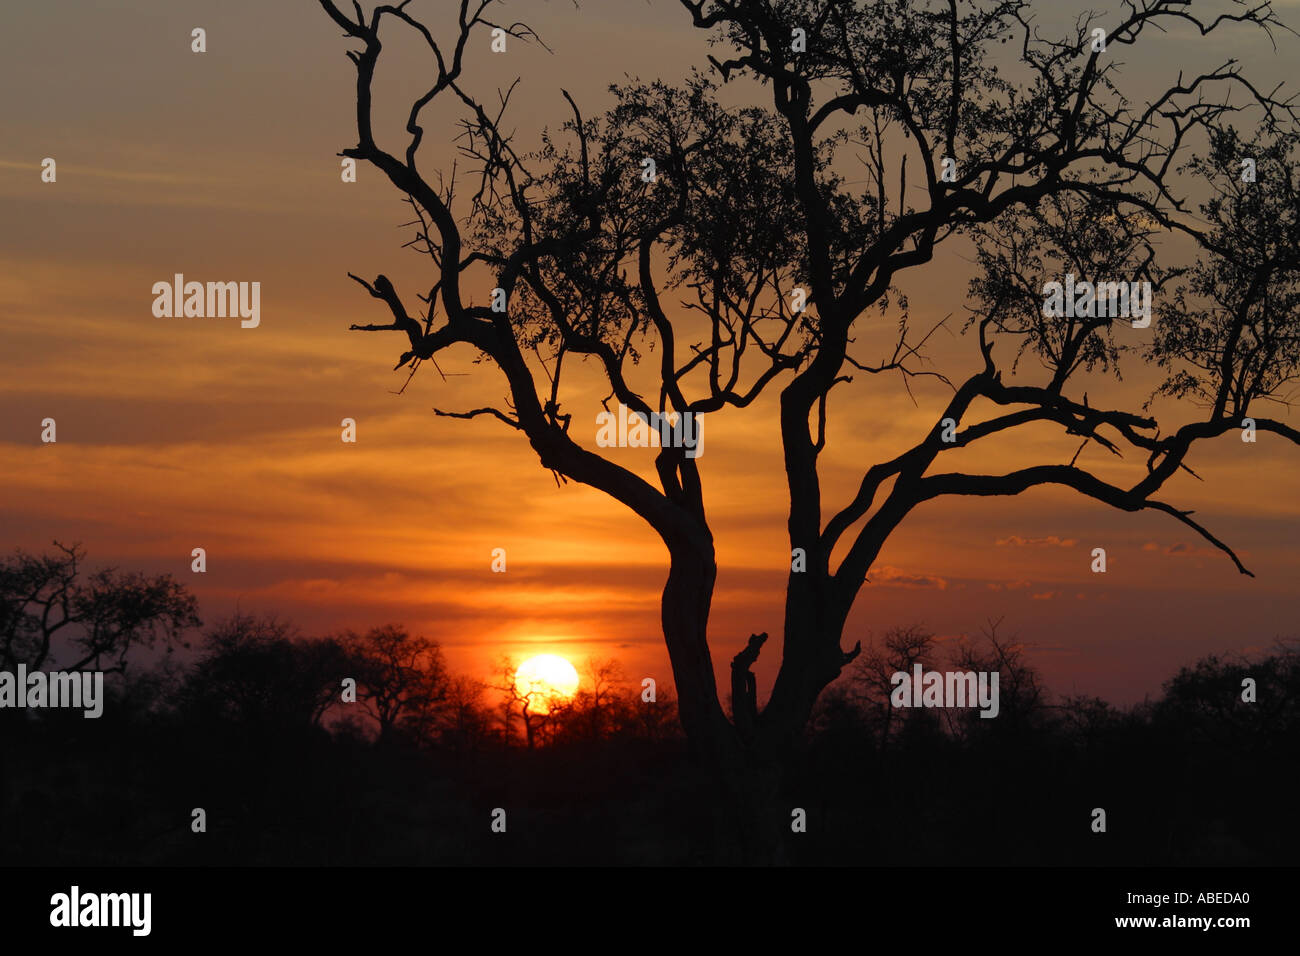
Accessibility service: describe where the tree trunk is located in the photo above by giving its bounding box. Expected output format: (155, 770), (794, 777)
(659, 546), (814, 864)
(713, 746), (792, 864)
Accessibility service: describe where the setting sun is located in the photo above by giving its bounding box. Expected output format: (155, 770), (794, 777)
(514, 655), (581, 714)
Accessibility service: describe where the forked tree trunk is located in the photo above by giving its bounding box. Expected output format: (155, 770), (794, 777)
(659, 545), (836, 864)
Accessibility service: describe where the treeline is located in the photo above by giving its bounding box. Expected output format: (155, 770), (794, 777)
(170, 614), (682, 751)
(0, 606), (690, 865)
(0, 546), (692, 865)
(801, 624), (1300, 865)
(0, 544), (678, 751)
(2, 545), (1297, 865)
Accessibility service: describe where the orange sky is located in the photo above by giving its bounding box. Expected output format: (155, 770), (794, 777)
(3, 0), (1299, 707)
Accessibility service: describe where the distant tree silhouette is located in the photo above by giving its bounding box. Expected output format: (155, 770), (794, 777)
(318, 0), (1300, 860)
(612, 680), (682, 742)
(0, 542), (198, 674)
(846, 624), (936, 748)
(438, 674), (493, 752)
(178, 614), (346, 731)
(841, 621), (1046, 743)
(490, 655), (535, 747)
(489, 654), (574, 748)
(343, 624), (451, 744)
(1157, 637), (1300, 746)
(947, 621), (1045, 737)
(568, 656), (627, 741)
(1056, 694), (1123, 750)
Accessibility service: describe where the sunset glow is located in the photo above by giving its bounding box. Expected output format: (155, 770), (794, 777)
(514, 655), (580, 714)
(0, 1), (1297, 711)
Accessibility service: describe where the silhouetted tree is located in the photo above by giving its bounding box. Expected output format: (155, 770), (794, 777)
(1056, 694), (1123, 750)
(0, 542), (199, 673)
(490, 654), (549, 748)
(317, 0), (1300, 860)
(947, 620), (1046, 736)
(345, 624), (450, 744)
(616, 682), (682, 742)
(437, 674), (493, 751)
(846, 624), (937, 748)
(179, 614), (346, 731)
(570, 656), (627, 741)
(1157, 638), (1300, 746)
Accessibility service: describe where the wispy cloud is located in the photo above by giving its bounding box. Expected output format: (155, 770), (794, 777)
(0, 159), (215, 186)
(996, 534), (1077, 548)
(987, 579), (1034, 591)
(1142, 541), (1219, 557)
(869, 566), (948, 590)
